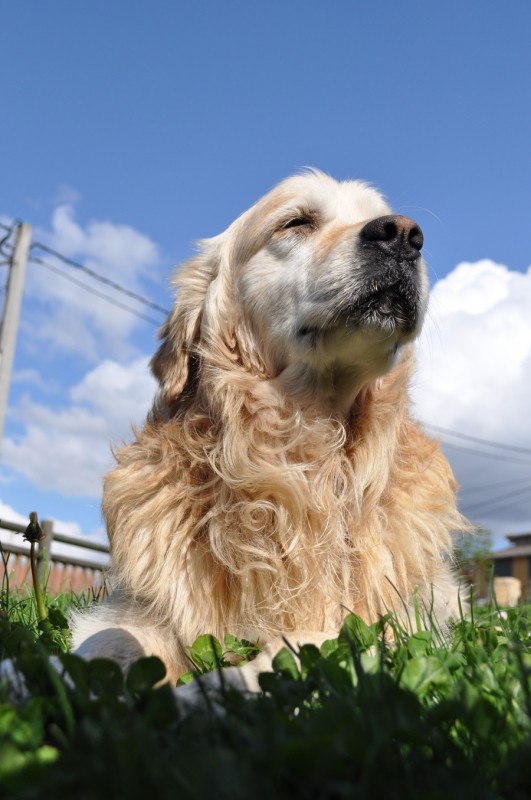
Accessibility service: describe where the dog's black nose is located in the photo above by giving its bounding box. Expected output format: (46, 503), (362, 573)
(360, 215), (424, 261)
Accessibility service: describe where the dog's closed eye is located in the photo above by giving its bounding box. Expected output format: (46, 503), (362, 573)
(280, 213), (317, 231)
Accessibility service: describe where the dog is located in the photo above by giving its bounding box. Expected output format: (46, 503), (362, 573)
(72, 170), (466, 686)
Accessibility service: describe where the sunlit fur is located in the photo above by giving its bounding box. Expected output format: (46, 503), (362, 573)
(72, 171), (467, 682)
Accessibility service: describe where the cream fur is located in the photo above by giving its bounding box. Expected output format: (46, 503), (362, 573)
(71, 171), (467, 683)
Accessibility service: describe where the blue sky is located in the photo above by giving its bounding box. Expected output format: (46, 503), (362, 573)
(1, 1), (531, 548)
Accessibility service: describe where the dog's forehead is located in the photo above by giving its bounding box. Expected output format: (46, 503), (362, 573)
(225, 172), (392, 265)
(256, 171), (391, 224)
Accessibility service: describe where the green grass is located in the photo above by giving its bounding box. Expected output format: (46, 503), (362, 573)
(1, 579), (531, 799)
(0, 547), (101, 659)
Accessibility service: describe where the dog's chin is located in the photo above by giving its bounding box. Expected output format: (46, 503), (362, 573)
(297, 295), (422, 344)
(344, 306), (417, 337)
(341, 281), (424, 334)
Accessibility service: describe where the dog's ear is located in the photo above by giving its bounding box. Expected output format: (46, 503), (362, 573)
(150, 242), (219, 407)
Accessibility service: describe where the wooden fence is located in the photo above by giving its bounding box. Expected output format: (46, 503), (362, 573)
(0, 518), (110, 596)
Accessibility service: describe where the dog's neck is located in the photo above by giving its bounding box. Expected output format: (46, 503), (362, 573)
(272, 346), (408, 417)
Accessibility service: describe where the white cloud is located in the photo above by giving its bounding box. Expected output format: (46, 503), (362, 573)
(70, 357), (157, 430)
(11, 368), (50, 389)
(412, 260), (531, 540)
(47, 205), (160, 279)
(0, 500), (28, 527)
(23, 202), (164, 363)
(2, 358), (156, 497)
(0, 500), (100, 540)
(2, 199), (163, 538)
(52, 185), (83, 207)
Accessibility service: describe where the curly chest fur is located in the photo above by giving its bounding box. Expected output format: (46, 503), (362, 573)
(103, 380), (460, 641)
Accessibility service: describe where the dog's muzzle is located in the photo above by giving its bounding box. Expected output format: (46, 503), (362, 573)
(297, 215), (426, 341)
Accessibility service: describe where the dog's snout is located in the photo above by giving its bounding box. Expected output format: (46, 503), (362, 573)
(360, 215), (424, 261)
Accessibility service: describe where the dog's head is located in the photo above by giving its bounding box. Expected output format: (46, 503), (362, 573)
(152, 170), (428, 412)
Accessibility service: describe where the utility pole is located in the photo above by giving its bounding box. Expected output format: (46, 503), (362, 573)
(0, 222), (31, 444)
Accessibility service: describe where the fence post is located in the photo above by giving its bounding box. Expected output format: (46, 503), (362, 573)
(37, 518), (54, 583)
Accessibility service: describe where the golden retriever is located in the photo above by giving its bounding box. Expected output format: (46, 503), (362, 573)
(72, 170), (466, 685)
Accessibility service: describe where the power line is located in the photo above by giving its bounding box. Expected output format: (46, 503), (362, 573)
(459, 476), (531, 496)
(3, 218), (171, 319)
(426, 423), (531, 456)
(0, 217), (168, 446)
(0, 223), (17, 260)
(31, 241), (170, 316)
(441, 441), (531, 467)
(461, 484), (531, 516)
(30, 256), (164, 327)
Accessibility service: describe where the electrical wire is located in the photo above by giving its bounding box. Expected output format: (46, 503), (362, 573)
(31, 241), (170, 316)
(2, 217), (170, 321)
(441, 441), (531, 467)
(0, 225), (16, 258)
(459, 476), (531, 496)
(461, 484), (531, 516)
(425, 423), (531, 456)
(30, 257), (164, 327)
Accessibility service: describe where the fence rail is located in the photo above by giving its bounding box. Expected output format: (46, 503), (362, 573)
(0, 517), (110, 596)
